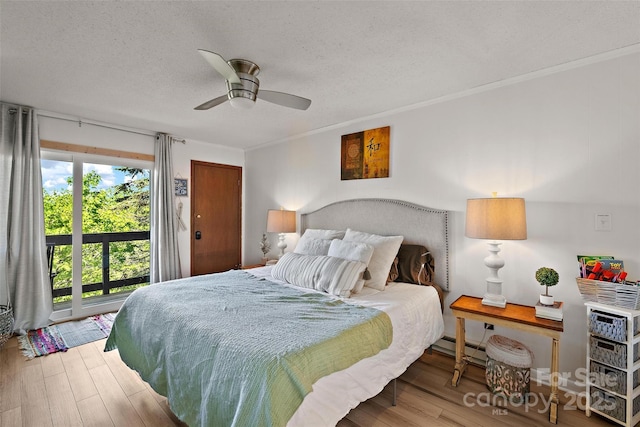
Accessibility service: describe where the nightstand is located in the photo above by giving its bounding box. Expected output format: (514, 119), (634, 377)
(241, 264), (265, 269)
(450, 295), (564, 424)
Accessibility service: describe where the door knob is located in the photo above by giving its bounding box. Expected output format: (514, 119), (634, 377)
(195, 231), (202, 240)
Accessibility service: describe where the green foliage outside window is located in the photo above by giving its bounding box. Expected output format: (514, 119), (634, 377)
(43, 167), (150, 304)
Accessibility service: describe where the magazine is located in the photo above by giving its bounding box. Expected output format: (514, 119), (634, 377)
(590, 259), (625, 282)
(577, 255), (615, 278)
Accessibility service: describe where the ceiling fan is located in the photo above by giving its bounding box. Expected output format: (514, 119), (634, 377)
(195, 49), (312, 111)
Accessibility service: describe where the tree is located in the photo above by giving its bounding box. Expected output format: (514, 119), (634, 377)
(536, 267), (559, 297)
(43, 166), (151, 303)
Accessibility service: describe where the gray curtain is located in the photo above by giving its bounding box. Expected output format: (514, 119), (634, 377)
(150, 133), (182, 283)
(0, 104), (52, 333)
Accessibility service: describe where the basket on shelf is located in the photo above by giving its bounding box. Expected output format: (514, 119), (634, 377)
(0, 277), (13, 348)
(0, 303), (13, 348)
(576, 277), (640, 310)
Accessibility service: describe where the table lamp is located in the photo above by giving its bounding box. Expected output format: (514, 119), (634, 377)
(266, 209), (297, 258)
(465, 196), (527, 308)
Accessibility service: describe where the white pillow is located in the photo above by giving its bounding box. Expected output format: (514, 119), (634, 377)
(300, 228), (346, 240)
(294, 236), (333, 256)
(328, 239), (375, 294)
(328, 239), (374, 263)
(272, 252), (366, 298)
(343, 228), (403, 291)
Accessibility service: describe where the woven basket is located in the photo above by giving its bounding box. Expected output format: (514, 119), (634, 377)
(576, 278), (640, 310)
(589, 335), (639, 369)
(589, 310), (628, 342)
(485, 335), (532, 402)
(591, 387), (640, 423)
(0, 304), (13, 348)
(589, 360), (639, 395)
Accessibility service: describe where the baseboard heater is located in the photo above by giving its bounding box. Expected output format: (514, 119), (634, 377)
(431, 336), (487, 367)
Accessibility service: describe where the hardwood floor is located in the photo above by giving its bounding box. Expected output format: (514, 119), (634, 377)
(0, 336), (614, 427)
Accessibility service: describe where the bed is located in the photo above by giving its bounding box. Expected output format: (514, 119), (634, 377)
(105, 198), (448, 426)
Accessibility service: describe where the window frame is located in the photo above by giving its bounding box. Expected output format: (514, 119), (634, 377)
(41, 148), (153, 322)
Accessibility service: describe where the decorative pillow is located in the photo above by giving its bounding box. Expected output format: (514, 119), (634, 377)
(272, 252), (366, 298)
(300, 228), (346, 240)
(394, 244), (434, 285)
(328, 239), (374, 264)
(387, 257), (399, 282)
(294, 236), (333, 256)
(328, 239), (375, 293)
(343, 229), (403, 291)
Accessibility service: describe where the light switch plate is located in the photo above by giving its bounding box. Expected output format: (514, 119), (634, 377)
(595, 214), (612, 231)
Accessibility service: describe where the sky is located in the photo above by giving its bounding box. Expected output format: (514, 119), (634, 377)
(41, 159), (134, 192)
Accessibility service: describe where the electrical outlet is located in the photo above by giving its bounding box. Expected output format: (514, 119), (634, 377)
(484, 323), (494, 330)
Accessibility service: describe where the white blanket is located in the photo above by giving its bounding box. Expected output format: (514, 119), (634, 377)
(248, 266), (445, 426)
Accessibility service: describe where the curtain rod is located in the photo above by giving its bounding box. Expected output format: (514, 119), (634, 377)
(37, 112), (155, 137)
(35, 112), (186, 143)
(8, 108), (186, 143)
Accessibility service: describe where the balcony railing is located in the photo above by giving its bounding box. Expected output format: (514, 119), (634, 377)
(46, 231), (150, 300)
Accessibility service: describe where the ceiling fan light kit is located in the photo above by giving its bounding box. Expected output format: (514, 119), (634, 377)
(196, 49), (311, 111)
(226, 59), (259, 109)
(229, 96), (256, 110)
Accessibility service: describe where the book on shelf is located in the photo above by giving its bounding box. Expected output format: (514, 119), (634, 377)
(535, 301), (563, 321)
(577, 255), (615, 278)
(591, 259), (625, 282)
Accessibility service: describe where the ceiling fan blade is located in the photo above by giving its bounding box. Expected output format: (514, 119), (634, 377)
(197, 49), (241, 84)
(258, 90), (311, 110)
(194, 94), (229, 110)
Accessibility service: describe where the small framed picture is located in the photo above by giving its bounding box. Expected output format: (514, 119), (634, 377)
(341, 125), (390, 180)
(174, 178), (188, 197)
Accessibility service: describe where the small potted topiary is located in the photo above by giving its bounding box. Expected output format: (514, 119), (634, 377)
(536, 267), (559, 305)
(259, 233), (271, 265)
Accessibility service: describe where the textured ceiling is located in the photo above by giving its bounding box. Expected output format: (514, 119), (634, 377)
(1, 1), (639, 149)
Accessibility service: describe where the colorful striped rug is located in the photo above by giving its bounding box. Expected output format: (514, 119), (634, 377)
(18, 313), (116, 359)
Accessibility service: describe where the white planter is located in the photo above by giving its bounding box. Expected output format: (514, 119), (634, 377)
(539, 294), (555, 306)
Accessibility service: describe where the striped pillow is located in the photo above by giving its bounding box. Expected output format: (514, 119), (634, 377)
(327, 239), (374, 294)
(272, 252), (366, 298)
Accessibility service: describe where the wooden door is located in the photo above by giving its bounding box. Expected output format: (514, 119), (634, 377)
(190, 161), (242, 276)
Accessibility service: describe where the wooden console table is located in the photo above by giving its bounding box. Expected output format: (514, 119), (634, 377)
(450, 295), (564, 424)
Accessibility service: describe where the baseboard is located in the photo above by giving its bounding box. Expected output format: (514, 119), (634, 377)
(432, 335), (487, 366)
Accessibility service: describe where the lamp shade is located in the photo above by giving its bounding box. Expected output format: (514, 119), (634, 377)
(266, 209), (296, 234)
(465, 198), (527, 240)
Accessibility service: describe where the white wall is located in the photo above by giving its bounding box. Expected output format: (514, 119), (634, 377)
(245, 51), (640, 389)
(38, 115), (245, 279)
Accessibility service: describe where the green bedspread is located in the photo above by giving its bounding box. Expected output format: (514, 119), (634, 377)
(105, 270), (392, 427)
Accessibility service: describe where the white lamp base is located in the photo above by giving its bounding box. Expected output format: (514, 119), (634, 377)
(482, 293), (507, 308)
(277, 233), (287, 258)
(482, 241), (506, 308)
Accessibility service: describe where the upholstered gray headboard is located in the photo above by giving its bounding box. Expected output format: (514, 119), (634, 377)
(300, 199), (450, 291)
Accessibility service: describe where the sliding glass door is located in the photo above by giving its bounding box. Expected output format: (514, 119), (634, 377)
(41, 151), (151, 320)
